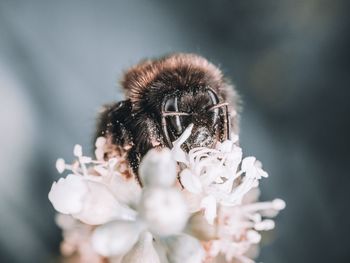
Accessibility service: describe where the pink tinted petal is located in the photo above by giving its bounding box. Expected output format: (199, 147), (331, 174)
(200, 195), (217, 225)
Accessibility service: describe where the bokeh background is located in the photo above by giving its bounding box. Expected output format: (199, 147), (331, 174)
(1, 0), (349, 262)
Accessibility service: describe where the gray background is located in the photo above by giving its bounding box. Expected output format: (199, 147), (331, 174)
(0, 0), (349, 262)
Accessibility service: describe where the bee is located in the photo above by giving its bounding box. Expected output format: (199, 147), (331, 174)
(95, 53), (239, 181)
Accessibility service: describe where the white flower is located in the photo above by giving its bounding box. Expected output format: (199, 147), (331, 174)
(50, 131), (285, 263)
(49, 174), (137, 225)
(50, 144), (141, 225)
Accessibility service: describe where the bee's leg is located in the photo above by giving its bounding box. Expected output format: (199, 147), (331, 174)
(225, 104), (231, 140)
(161, 116), (173, 148)
(95, 100), (135, 166)
(127, 147), (142, 185)
(119, 113), (164, 184)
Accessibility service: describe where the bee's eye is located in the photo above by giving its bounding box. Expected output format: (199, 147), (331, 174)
(208, 89), (219, 124)
(164, 97), (183, 135)
(164, 97), (177, 112)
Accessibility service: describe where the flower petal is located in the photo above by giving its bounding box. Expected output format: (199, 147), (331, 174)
(165, 234), (205, 263)
(172, 124), (193, 147)
(108, 173), (142, 207)
(171, 146), (188, 164)
(74, 180), (137, 225)
(48, 174), (87, 214)
(121, 232), (160, 263)
(215, 140), (234, 153)
(91, 220), (143, 257)
(171, 124), (193, 164)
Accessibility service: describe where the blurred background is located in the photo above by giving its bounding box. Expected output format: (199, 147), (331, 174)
(0, 0), (349, 262)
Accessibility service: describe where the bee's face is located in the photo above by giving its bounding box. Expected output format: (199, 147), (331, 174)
(96, 53), (237, 176)
(161, 88), (230, 150)
(118, 53), (236, 157)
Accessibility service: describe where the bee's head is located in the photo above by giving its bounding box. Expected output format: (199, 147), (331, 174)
(121, 53), (239, 150)
(161, 88), (230, 149)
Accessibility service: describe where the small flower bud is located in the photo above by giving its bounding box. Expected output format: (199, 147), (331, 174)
(56, 158), (66, 173)
(139, 187), (189, 236)
(139, 148), (177, 187)
(73, 144), (83, 157)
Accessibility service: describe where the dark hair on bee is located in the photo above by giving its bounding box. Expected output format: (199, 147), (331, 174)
(95, 53), (240, 182)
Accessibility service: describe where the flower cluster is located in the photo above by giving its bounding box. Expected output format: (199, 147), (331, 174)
(171, 125), (271, 225)
(48, 126), (285, 263)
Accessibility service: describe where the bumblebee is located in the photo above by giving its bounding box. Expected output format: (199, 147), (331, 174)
(96, 53), (239, 180)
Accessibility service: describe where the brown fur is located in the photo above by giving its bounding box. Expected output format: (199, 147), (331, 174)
(122, 54), (224, 107)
